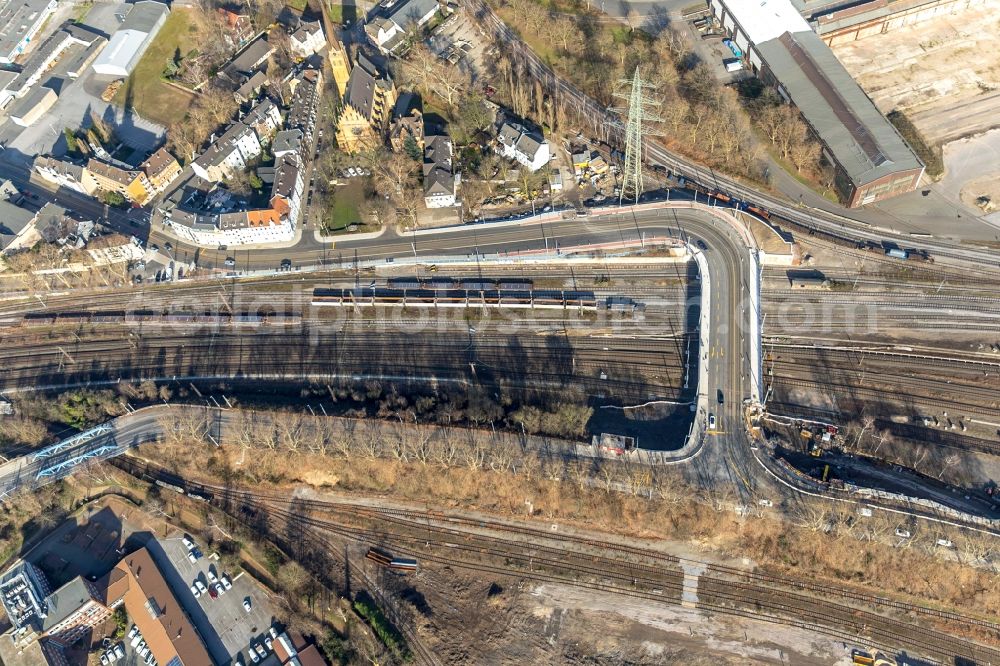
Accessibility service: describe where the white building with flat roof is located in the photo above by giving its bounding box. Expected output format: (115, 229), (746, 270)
(92, 1), (169, 76)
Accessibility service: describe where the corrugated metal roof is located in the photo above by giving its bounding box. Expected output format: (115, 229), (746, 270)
(720, 0), (810, 44)
(756, 29), (922, 185)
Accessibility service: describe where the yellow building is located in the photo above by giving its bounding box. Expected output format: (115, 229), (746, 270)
(85, 159), (152, 204)
(328, 31), (350, 99)
(335, 54), (396, 154)
(140, 147), (181, 194)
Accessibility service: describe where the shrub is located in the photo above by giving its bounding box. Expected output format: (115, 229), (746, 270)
(887, 110), (943, 178)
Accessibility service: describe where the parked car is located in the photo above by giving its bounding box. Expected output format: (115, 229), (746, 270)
(243, 598), (252, 612)
(256, 644), (267, 658)
(195, 580), (207, 594)
(187, 552), (198, 564)
(895, 528), (911, 539)
(114, 644), (125, 660)
(206, 569), (218, 584)
(221, 575), (232, 590)
(215, 582), (225, 596)
(708, 413), (717, 430)
(128, 625), (139, 640)
(208, 585), (218, 599)
(100, 654), (110, 665)
(182, 536), (194, 549)
(264, 636), (273, 651)
(248, 648), (260, 663)
(224, 257), (236, 267)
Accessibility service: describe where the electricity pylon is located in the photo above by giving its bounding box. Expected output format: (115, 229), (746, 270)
(614, 66), (663, 206)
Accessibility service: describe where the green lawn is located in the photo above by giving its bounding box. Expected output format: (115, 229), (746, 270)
(322, 180), (364, 232)
(286, 0), (308, 12)
(113, 9), (200, 126)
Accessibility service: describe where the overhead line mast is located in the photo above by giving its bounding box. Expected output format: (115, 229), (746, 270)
(615, 66), (663, 206)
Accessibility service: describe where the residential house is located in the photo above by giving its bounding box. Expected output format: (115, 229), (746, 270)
(140, 147), (182, 195)
(33, 156), (97, 195)
(234, 70), (268, 103)
(496, 120), (550, 172)
(222, 33), (275, 81)
(270, 153), (305, 227)
(289, 19), (325, 58)
(86, 159), (153, 203)
(217, 6), (253, 47)
(365, 0), (439, 54)
(390, 99), (424, 153)
(423, 134), (457, 208)
(191, 122), (263, 182)
(272, 129), (303, 158)
(242, 97), (283, 142)
(335, 55), (396, 154)
(286, 68), (323, 144)
(34, 203), (93, 247)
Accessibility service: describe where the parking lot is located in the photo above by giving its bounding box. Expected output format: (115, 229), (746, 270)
(427, 11), (491, 80)
(0, 0), (165, 168)
(154, 536), (281, 666)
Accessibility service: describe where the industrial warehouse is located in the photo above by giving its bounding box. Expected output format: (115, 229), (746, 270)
(91, 0), (169, 77)
(709, 0), (925, 207)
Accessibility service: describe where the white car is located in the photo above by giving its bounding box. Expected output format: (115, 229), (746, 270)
(195, 580), (207, 595)
(182, 536), (194, 549)
(187, 552), (198, 564)
(114, 644), (125, 660)
(221, 576), (232, 591)
(248, 648), (260, 663)
(243, 598), (252, 612)
(206, 570), (218, 584)
(100, 654), (110, 665)
(708, 413), (717, 430)
(131, 634), (142, 648)
(139, 646), (150, 658)
(190, 584), (201, 598)
(264, 636), (273, 650)
(128, 625), (138, 640)
(215, 582), (225, 596)
(895, 528), (911, 539)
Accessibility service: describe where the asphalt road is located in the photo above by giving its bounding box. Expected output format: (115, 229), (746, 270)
(1, 206), (760, 498)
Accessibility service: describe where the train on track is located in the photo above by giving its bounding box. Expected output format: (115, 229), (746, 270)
(365, 547), (419, 572)
(312, 287), (606, 310)
(672, 180), (936, 263)
(388, 277), (534, 291)
(19, 310), (303, 327)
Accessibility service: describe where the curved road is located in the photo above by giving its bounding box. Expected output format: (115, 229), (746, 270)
(1, 206), (760, 495)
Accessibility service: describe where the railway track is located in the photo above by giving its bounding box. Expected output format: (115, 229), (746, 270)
(116, 459), (1000, 664)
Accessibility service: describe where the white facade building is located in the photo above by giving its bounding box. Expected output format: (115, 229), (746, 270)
(496, 121), (550, 172)
(289, 20), (326, 58)
(191, 123), (263, 182)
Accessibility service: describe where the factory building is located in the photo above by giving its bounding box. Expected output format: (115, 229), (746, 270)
(709, 0), (924, 207)
(92, 0), (169, 77)
(804, 0), (989, 46)
(0, 0), (57, 64)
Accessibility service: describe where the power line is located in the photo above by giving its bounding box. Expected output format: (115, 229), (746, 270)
(614, 66), (663, 206)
